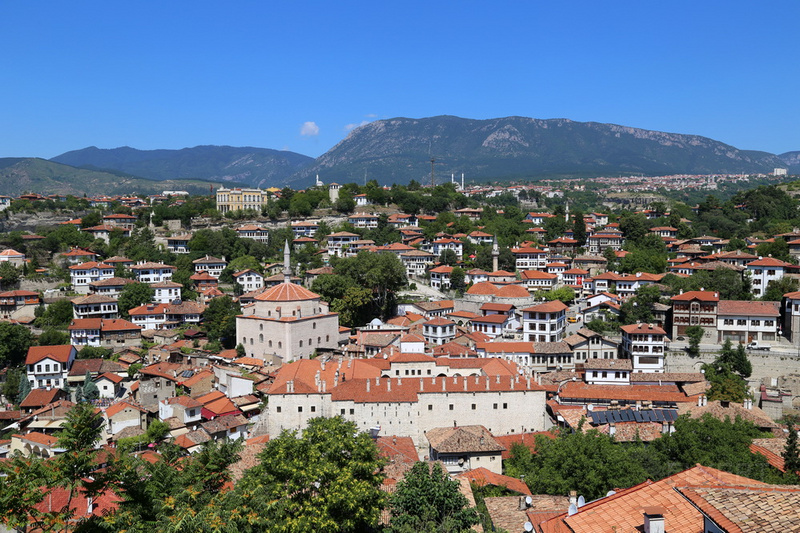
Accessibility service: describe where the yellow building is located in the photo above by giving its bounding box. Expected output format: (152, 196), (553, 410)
(215, 187), (271, 214)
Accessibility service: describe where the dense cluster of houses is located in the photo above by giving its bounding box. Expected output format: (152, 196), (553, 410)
(3, 186), (800, 531)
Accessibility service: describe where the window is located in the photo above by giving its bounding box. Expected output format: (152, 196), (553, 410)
(298, 406), (303, 412)
(449, 404), (454, 410)
(311, 406), (316, 412)
(349, 409), (354, 415)
(471, 404), (476, 410)
(503, 403), (508, 409)
(493, 403), (498, 409)
(428, 405), (433, 411)
(276, 407), (281, 413)
(752, 320), (760, 326)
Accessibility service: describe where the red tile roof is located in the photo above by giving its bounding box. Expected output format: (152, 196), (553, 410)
(254, 282), (320, 302)
(25, 345), (74, 365)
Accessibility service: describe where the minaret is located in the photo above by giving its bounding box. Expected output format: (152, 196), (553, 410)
(283, 239), (292, 283)
(492, 236), (500, 273)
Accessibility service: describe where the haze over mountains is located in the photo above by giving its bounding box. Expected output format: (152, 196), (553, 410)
(1, 116), (797, 195)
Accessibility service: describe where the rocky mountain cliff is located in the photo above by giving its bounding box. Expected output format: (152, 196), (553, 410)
(288, 116), (787, 187)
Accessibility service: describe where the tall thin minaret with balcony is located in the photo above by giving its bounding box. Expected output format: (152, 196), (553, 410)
(283, 239), (292, 283)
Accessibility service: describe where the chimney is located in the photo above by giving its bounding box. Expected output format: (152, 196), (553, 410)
(387, 379), (391, 392)
(322, 380), (326, 393)
(697, 394), (703, 407)
(320, 359), (326, 371)
(442, 379), (446, 391)
(366, 379), (371, 392)
(569, 491), (577, 506)
(609, 422), (616, 436)
(419, 378), (424, 391)
(643, 507), (665, 533)
(486, 377), (490, 390)
(463, 379), (467, 391)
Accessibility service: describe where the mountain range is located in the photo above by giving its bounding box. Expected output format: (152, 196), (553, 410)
(51, 145), (313, 189)
(0, 158), (226, 197)
(1, 116), (797, 195)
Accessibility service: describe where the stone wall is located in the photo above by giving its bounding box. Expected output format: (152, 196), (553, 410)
(665, 350), (800, 382)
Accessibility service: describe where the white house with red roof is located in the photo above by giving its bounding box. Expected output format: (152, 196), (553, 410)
(717, 300), (780, 344)
(151, 280), (183, 304)
(621, 323), (668, 373)
(511, 246), (548, 270)
(613, 272), (663, 299)
(431, 237), (464, 259)
(0, 248), (25, 266)
(68, 318), (141, 348)
(130, 261), (176, 283)
(429, 265), (453, 290)
(94, 372), (125, 399)
(422, 317), (456, 345)
(521, 300), (567, 342)
(69, 261), (115, 293)
(233, 269), (264, 292)
(326, 231), (360, 257)
(468, 314), (511, 340)
(519, 269), (557, 291)
(61, 247), (98, 265)
(746, 256), (791, 298)
(25, 345), (77, 389)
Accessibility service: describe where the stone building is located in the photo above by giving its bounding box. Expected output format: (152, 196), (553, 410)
(236, 241), (340, 362)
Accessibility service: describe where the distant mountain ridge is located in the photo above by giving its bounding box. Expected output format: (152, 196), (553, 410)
(287, 116), (789, 187)
(51, 145), (314, 189)
(0, 158), (225, 197)
(779, 151), (800, 173)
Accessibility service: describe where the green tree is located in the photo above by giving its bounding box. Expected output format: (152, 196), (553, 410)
(652, 413), (779, 482)
(506, 427), (649, 501)
(450, 266), (466, 294)
(0, 402), (106, 531)
(572, 208), (587, 247)
(686, 325), (704, 357)
(233, 416), (386, 532)
(331, 286), (374, 327)
(4, 369), (25, 405)
(38, 328), (70, 346)
(0, 262), (20, 289)
(0, 322), (35, 367)
(36, 298), (75, 328)
(203, 296), (240, 348)
(388, 462), (479, 533)
(83, 371), (100, 400)
(783, 418), (800, 481)
(118, 282), (155, 318)
(438, 249), (458, 266)
(763, 276), (799, 301)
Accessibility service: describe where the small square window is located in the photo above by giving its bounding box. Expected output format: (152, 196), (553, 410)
(428, 405), (433, 411)
(471, 404), (476, 410)
(493, 403), (498, 409)
(311, 406), (316, 412)
(298, 406), (303, 413)
(449, 404), (454, 411)
(350, 409), (354, 415)
(276, 407), (282, 413)
(503, 403), (508, 409)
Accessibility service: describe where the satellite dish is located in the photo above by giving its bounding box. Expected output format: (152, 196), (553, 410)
(523, 522), (534, 532)
(525, 496), (533, 506)
(587, 404), (594, 412)
(577, 495), (586, 508)
(567, 504), (578, 516)
(606, 490), (616, 497)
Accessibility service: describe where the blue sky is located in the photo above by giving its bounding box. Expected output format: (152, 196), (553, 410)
(1, 1), (798, 159)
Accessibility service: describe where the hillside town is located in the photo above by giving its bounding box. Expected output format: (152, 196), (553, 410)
(2, 177), (800, 531)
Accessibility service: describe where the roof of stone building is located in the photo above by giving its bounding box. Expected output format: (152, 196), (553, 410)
(425, 425), (505, 453)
